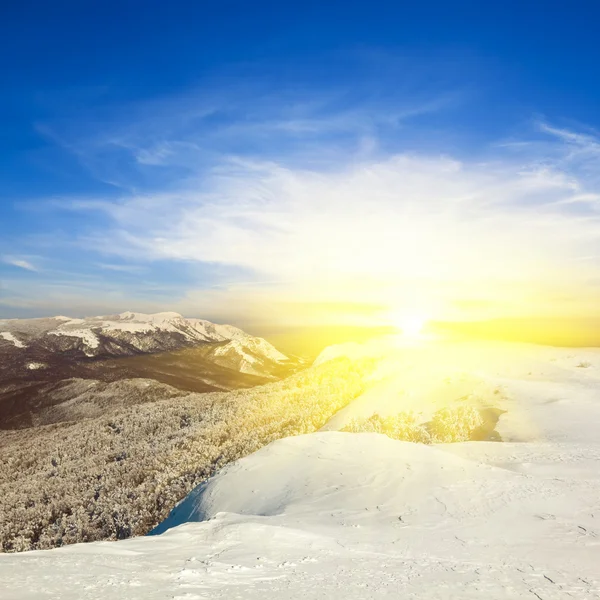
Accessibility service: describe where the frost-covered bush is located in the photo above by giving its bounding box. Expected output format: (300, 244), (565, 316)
(342, 412), (430, 443)
(381, 412), (432, 444)
(342, 405), (484, 444)
(342, 414), (384, 434)
(428, 405), (484, 443)
(0, 357), (376, 553)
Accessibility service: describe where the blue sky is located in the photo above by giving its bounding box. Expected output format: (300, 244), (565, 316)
(1, 1), (600, 326)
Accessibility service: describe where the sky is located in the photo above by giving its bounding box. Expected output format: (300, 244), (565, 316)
(1, 0), (600, 337)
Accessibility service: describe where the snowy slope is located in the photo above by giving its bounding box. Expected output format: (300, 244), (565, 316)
(2, 430), (599, 599)
(318, 338), (600, 443)
(2, 340), (600, 599)
(0, 332), (25, 348)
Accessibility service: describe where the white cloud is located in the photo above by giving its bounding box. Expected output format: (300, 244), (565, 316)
(57, 125), (600, 324)
(538, 123), (600, 155)
(35, 63), (464, 194)
(22, 65), (600, 326)
(2, 256), (39, 272)
(97, 263), (146, 273)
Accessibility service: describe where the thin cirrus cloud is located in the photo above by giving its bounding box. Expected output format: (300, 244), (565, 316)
(11, 77), (600, 326)
(35, 73), (465, 193)
(1, 256), (39, 272)
(56, 127), (600, 326)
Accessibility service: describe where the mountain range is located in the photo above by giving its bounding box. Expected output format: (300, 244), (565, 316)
(0, 311), (297, 429)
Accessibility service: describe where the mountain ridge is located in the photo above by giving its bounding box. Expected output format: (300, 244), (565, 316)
(0, 311), (287, 364)
(0, 311), (294, 430)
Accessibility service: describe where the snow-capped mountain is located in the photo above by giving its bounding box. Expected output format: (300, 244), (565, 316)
(0, 311), (287, 368)
(0, 312), (294, 429)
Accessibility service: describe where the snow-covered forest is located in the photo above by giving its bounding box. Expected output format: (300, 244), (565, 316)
(0, 357), (376, 552)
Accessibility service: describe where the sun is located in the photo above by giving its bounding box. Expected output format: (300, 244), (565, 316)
(392, 314), (427, 338)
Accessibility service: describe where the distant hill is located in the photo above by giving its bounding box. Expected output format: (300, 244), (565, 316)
(0, 311), (298, 429)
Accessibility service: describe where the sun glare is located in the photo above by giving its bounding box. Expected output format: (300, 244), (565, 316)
(393, 314), (427, 338)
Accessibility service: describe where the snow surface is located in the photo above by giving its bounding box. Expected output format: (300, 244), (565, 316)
(0, 331), (25, 348)
(25, 311), (288, 361)
(319, 339), (600, 444)
(26, 362), (47, 370)
(2, 340), (600, 599)
(210, 323), (289, 363)
(212, 340), (259, 363)
(49, 328), (100, 355)
(99, 312), (203, 335)
(210, 340), (269, 376)
(240, 335), (289, 363)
